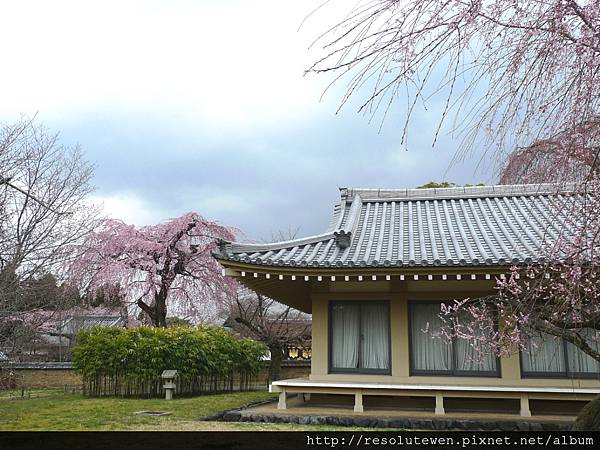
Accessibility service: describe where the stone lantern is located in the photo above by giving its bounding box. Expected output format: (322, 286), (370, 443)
(161, 370), (178, 400)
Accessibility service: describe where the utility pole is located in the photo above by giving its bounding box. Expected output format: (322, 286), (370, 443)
(0, 175), (69, 215)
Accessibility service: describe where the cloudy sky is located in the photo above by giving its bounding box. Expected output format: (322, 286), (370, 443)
(0, 1), (497, 241)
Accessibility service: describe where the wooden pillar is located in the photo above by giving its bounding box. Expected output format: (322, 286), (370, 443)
(435, 392), (445, 415)
(354, 390), (364, 413)
(278, 389), (287, 410)
(520, 393), (531, 417)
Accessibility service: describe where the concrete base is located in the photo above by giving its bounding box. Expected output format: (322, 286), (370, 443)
(270, 377), (597, 418)
(278, 390), (287, 410)
(435, 392), (445, 415)
(221, 396), (574, 431)
(354, 392), (363, 413)
(520, 394), (532, 417)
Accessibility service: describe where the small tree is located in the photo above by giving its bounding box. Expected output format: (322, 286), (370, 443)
(226, 289), (311, 382)
(70, 213), (237, 327)
(417, 181), (458, 189)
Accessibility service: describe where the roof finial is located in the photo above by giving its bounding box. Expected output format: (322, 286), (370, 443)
(334, 230), (351, 249)
(215, 238), (231, 254)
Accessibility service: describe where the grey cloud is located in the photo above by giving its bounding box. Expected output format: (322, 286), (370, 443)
(50, 102), (495, 241)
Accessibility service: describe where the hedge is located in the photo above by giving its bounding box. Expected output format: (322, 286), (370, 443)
(72, 326), (267, 398)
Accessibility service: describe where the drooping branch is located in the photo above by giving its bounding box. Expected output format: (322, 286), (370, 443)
(69, 213), (237, 327)
(309, 0), (600, 157)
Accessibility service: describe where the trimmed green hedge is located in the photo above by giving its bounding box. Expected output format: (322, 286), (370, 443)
(72, 326), (267, 398)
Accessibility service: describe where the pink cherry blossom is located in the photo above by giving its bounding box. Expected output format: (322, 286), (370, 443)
(69, 213), (237, 327)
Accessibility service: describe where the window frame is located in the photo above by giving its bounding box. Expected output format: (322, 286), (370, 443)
(328, 300), (392, 375)
(408, 300), (501, 378)
(520, 335), (600, 380)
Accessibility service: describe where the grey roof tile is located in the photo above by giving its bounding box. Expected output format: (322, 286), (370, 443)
(214, 183), (584, 268)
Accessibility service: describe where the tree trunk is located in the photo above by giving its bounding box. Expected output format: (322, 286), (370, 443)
(136, 295), (167, 327)
(268, 343), (284, 383)
(154, 283), (169, 327)
(573, 395), (600, 430)
(154, 291), (167, 327)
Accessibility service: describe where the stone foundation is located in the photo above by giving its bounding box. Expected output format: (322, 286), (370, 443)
(218, 405), (572, 431)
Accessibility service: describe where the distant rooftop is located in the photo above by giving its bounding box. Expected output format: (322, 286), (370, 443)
(214, 183), (582, 269)
(58, 315), (124, 336)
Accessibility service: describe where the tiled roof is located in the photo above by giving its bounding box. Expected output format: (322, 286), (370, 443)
(0, 362), (73, 369)
(214, 184), (581, 268)
(59, 315), (123, 336)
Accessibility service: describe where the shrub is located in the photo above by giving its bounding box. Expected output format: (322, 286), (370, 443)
(573, 396), (600, 431)
(72, 326), (267, 398)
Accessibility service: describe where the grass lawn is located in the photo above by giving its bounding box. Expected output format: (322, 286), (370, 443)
(0, 389), (377, 431)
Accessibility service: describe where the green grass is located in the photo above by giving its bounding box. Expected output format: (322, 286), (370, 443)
(0, 389), (272, 430)
(0, 389), (380, 431)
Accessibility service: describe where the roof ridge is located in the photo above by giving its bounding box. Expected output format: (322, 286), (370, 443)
(336, 193), (362, 235)
(343, 183), (579, 202)
(333, 193), (362, 249)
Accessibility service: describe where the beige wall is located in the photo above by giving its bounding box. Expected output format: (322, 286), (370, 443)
(310, 280), (600, 390)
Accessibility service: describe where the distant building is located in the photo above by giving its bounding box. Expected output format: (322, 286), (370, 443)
(49, 313), (124, 344)
(3, 307), (125, 362)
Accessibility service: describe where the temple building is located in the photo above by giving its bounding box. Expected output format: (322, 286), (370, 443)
(214, 184), (600, 416)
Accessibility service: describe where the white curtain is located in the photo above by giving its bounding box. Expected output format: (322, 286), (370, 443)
(331, 303), (360, 369)
(566, 329), (600, 374)
(522, 334), (565, 373)
(411, 303), (452, 371)
(361, 303), (390, 370)
(454, 311), (497, 372)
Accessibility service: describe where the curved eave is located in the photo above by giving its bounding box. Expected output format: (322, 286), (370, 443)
(217, 259), (523, 314)
(218, 259), (523, 278)
(218, 255), (575, 315)
(215, 254), (549, 271)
